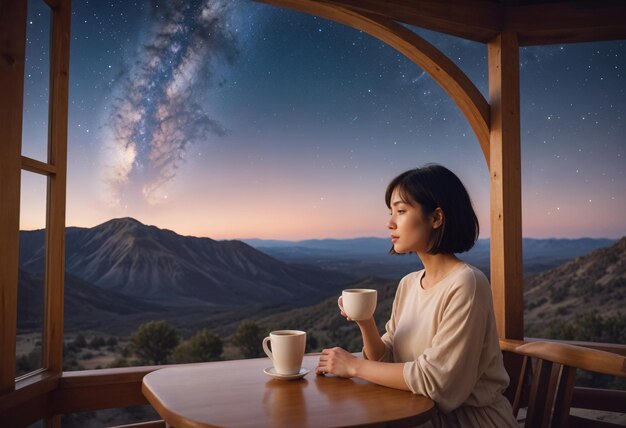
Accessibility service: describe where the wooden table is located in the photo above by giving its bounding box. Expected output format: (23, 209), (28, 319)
(142, 354), (436, 427)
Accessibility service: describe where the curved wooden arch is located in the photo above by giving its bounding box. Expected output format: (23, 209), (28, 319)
(257, 0), (491, 164)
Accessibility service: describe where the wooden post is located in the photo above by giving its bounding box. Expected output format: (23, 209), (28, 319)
(488, 33), (524, 339)
(43, 2), (71, 426)
(0, 0), (28, 394)
(44, 0), (71, 377)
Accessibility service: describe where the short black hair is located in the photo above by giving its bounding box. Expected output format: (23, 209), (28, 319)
(385, 164), (479, 254)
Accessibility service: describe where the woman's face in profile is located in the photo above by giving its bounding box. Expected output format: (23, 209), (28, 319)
(387, 188), (435, 254)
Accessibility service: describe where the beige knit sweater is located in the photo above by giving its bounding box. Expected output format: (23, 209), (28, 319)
(365, 263), (518, 427)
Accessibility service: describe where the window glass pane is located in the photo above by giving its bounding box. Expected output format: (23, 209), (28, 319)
(17, 171), (48, 377)
(21, 0), (51, 162)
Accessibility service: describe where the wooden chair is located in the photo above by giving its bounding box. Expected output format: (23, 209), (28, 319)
(512, 341), (626, 428)
(499, 338), (529, 416)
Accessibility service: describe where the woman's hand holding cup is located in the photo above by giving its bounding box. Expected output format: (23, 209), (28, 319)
(337, 295), (352, 321)
(338, 289), (377, 323)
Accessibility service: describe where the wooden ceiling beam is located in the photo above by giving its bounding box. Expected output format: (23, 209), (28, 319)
(506, 2), (626, 46)
(319, 0), (502, 42)
(315, 0), (625, 46)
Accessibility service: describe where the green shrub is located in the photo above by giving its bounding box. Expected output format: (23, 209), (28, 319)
(128, 320), (179, 365)
(171, 329), (223, 363)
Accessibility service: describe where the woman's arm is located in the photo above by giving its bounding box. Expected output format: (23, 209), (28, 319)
(338, 295), (390, 361)
(316, 347), (409, 390)
(357, 318), (387, 361)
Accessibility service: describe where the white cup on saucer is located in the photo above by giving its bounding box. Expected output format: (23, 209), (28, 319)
(262, 330), (306, 375)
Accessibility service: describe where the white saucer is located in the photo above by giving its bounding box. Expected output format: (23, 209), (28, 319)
(264, 366), (309, 380)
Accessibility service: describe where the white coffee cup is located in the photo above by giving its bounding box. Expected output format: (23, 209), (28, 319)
(262, 330), (306, 375)
(340, 288), (377, 321)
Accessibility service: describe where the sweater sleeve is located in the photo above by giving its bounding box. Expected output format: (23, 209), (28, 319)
(363, 277), (406, 362)
(402, 273), (491, 412)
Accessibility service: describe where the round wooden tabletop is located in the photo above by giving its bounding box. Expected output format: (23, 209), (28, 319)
(142, 354), (436, 428)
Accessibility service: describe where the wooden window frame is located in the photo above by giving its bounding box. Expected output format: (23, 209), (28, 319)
(1, 0), (70, 400)
(1, 0), (624, 426)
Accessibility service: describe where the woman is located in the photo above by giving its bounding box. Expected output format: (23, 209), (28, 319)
(315, 164), (517, 427)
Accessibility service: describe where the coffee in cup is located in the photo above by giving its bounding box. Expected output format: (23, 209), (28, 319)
(262, 330), (306, 375)
(340, 288), (377, 321)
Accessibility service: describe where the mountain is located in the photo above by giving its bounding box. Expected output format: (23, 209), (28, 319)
(17, 269), (164, 332)
(18, 218), (354, 307)
(524, 237), (626, 341)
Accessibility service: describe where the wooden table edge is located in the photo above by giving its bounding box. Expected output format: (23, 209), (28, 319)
(142, 376), (210, 428)
(141, 363), (437, 428)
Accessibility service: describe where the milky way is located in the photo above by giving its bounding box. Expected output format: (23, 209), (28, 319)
(104, 0), (238, 205)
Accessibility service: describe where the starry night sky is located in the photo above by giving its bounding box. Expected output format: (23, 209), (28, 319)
(19, 0), (625, 240)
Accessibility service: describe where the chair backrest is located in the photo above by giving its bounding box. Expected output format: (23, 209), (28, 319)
(499, 338), (529, 416)
(514, 341), (626, 428)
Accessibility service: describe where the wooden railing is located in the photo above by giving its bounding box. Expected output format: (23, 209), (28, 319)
(2, 340), (625, 427)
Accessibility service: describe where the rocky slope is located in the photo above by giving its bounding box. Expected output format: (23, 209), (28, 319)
(19, 218), (353, 307)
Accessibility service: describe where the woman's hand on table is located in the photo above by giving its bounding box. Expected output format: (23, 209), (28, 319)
(316, 347), (361, 378)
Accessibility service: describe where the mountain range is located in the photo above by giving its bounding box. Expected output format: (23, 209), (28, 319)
(17, 218), (623, 340)
(244, 236), (616, 278)
(18, 218), (353, 307)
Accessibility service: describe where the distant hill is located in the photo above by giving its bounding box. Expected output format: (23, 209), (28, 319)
(18, 218), (354, 307)
(244, 236), (615, 261)
(244, 237), (616, 277)
(524, 237), (626, 342)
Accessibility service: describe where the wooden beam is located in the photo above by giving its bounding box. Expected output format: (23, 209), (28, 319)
(0, 371), (59, 414)
(258, 0), (491, 163)
(488, 32), (523, 340)
(43, 0), (71, 376)
(0, 371), (59, 426)
(0, 0), (28, 394)
(21, 156), (57, 175)
(516, 341), (626, 378)
(1, 393), (50, 427)
(50, 382), (150, 415)
(319, 0), (501, 43)
(1, 367), (156, 425)
(50, 366), (160, 414)
(571, 387), (626, 413)
(507, 1), (626, 46)
(524, 337), (626, 357)
(308, 0), (626, 45)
